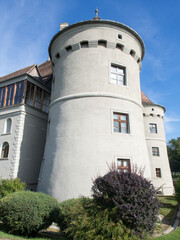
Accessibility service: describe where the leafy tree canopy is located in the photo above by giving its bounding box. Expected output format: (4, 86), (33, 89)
(167, 137), (180, 172)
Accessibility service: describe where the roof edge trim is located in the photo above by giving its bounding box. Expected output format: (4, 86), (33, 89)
(48, 19), (145, 60)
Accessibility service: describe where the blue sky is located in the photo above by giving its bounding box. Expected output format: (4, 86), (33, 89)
(0, 0), (180, 141)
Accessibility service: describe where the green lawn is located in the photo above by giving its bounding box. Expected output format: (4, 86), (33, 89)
(158, 196), (178, 222)
(0, 226), (66, 240)
(155, 227), (180, 240)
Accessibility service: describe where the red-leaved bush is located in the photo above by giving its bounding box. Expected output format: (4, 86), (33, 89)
(92, 166), (160, 237)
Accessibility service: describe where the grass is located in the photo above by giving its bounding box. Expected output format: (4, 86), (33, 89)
(0, 225), (67, 240)
(158, 196), (178, 222)
(155, 227), (180, 240)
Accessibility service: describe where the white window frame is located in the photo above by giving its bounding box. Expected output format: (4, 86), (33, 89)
(109, 62), (127, 86)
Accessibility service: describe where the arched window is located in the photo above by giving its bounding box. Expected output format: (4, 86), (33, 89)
(1, 142), (9, 158)
(4, 118), (12, 134)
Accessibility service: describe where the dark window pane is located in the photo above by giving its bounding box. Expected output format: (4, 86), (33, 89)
(14, 82), (24, 104)
(0, 88), (6, 108)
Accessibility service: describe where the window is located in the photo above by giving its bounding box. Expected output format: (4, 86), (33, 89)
(110, 64), (126, 85)
(152, 147), (159, 156)
(80, 41), (88, 48)
(156, 168), (162, 178)
(117, 159), (131, 173)
(113, 112), (129, 133)
(0, 82), (24, 108)
(149, 123), (157, 133)
(118, 34), (122, 39)
(98, 40), (107, 47)
(6, 85), (14, 107)
(1, 142), (9, 158)
(4, 118), (12, 134)
(25, 82), (50, 113)
(14, 82), (24, 104)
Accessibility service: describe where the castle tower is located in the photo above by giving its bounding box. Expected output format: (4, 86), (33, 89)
(142, 92), (174, 195)
(38, 18), (156, 201)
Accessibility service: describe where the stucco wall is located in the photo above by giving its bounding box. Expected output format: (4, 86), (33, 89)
(143, 104), (174, 195)
(38, 21), (152, 202)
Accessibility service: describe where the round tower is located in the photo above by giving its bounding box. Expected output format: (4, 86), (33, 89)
(38, 19), (152, 202)
(142, 93), (174, 195)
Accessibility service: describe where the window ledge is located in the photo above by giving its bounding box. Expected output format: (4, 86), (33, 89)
(0, 158), (9, 160)
(1, 133), (11, 136)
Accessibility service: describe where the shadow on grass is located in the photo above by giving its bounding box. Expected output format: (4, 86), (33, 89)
(0, 224), (67, 240)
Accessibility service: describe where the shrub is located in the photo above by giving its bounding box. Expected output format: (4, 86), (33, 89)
(175, 176), (180, 202)
(0, 191), (59, 236)
(58, 197), (143, 240)
(92, 168), (160, 237)
(0, 178), (26, 199)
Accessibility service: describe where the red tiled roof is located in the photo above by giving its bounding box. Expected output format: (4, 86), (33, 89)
(0, 65), (36, 82)
(38, 60), (52, 77)
(141, 91), (154, 104)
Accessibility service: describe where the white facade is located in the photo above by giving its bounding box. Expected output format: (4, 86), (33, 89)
(0, 18), (174, 200)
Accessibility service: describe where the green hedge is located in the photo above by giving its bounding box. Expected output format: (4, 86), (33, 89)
(0, 178), (26, 199)
(0, 191), (59, 236)
(58, 197), (144, 240)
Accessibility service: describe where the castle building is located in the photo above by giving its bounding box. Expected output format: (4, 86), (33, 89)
(0, 16), (174, 200)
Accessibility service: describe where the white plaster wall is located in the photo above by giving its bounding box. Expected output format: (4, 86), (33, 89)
(0, 104), (47, 191)
(38, 21), (151, 202)
(17, 105), (47, 190)
(0, 105), (24, 179)
(143, 105), (174, 195)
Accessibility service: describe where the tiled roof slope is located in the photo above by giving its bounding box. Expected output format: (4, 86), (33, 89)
(38, 60), (52, 77)
(0, 65), (36, 82)
(0, 60), (153, 104)
(141, 91), (154, 104)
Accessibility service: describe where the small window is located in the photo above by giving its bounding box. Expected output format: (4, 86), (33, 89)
(157, 114), (160, 118)
(137, 58), (141, 63)
(150, 114), (154, 117)
(152, 108), (154, 111)
(152, 147), (159, 156)
(65, 45), (72, 52)
(1, 142), (9, 158)
(80, 41), (88, 48)
(117, 159), (130, 173)
(4, 118), (12, 134)
(149, 123), (157, 134)
(130, 50), (136, 58)
(156, 168), (162, 178)
(55, 53), (60, 59)
(110, 64), (126, 85)
(118, 34), (122, 39)
(113, 112), (129, 133)
(98, 40), (107, 47)
(116, 43), (124, 51)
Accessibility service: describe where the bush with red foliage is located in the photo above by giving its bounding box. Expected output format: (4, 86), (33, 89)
(92, 167), (160, 237)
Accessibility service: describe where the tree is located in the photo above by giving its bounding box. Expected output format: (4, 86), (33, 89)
(167, 137), (180, 172)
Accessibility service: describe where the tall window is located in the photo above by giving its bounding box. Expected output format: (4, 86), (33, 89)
(156, 168), (162, 178)
(1, 142), (9, 158)
(152, 147), (159, 156)
(0, 88), (6, 108)
(110, 64), (126, 85)
(4, 118), (12, 134)
(149, 123), (157, 133)
(113, 112), (129, 133)
(14, 82), (24, 104)
(25, 82), (50, 113)
(6, 85), (14, 107)
(117, 159), (131, 173)
(0, 82), (24, 108)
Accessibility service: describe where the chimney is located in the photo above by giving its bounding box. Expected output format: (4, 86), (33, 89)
(60, 23), (69, 30)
